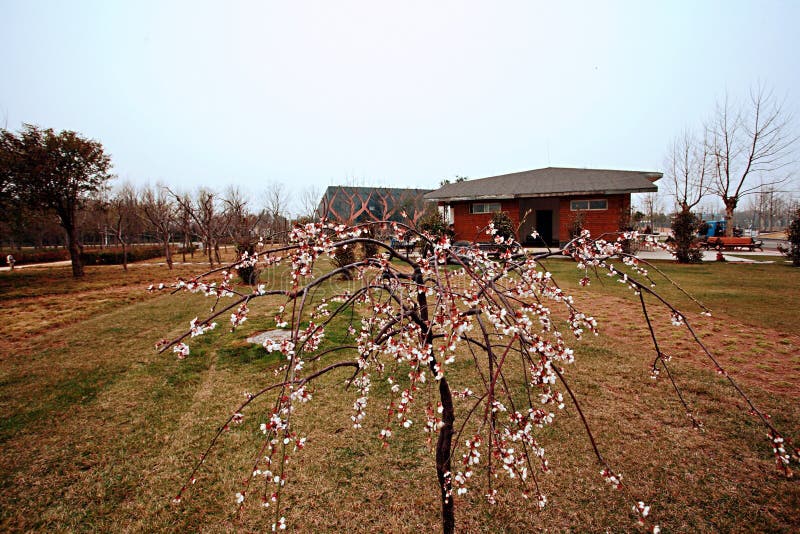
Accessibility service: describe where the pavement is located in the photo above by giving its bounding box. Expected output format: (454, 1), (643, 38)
(523, 247), (786, 263)
(1, 245), (789, 272)
(0, 260), (73, 272)
(636, 249), (782, 263)
(0, 260), (210, 272)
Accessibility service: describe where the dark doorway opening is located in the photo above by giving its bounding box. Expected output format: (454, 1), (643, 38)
(535, 210), (554, 246)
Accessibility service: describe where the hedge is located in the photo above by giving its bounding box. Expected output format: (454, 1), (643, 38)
(1, 248), (69, 266)
(1, 246), (167, 266)
(80, 246), (165, 265)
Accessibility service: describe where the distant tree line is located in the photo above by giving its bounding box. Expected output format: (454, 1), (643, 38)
(1, 124), (297, 277)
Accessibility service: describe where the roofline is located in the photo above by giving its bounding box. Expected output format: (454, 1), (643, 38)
(424, 186), (658, 202)
(447, 167), (663, 182)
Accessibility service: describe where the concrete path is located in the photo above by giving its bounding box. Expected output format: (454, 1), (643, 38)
(1, 248), (788, 272)
(636, 249), (778, 263)
(0, 260), (212, 272)
(524, 247), (785, 263)
(0, 260), (72, 272)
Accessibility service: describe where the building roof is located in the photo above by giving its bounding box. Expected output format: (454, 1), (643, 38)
(424, 167), (660, 202)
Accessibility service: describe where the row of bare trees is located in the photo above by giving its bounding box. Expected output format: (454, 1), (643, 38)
(664, 85), (798, 236)
(2, 182), (294, 272)
(99, 184), (294, 270)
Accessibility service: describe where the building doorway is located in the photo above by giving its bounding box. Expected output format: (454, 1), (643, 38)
(535, 210), (554, 246)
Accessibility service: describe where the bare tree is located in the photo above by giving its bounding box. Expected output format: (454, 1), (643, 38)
(298, 185), (323, 221)
(642, 192), (661, 230)
(139, 185), (176, 269)
(665, 130), (710, 214)
(170, 188), (223, 267)
(109, 183), (138, 270)
(264, 182), (290, 239)
(708, 87), (798, 236)
(223, 186), (262, 250)
(174, 191), (195, 263)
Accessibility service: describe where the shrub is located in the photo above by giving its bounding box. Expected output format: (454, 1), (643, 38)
(80, 245), (165, 265)
(330, 238), (356, 279)
(418, 208), (447, 237)
(568, 211), (586, 239)
(490, 211), (515, 241)
(361, 226), (379, 260)
(0, 248), (69, 265)
(235, 242), (261, 285)
(671, 210), (703, 264)
(781, 208), (800, 266)
(418, 208), (450, 256)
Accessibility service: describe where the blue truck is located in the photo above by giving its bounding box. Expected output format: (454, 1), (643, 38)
(698, 220), (743, 238)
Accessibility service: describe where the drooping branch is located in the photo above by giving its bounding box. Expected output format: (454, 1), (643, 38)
(158, 219), (797, 533)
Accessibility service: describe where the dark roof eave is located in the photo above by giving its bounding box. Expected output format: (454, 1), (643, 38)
(425, 186), (658, 202)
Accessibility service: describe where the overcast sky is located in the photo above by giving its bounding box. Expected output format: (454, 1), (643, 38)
(2, 1), (799, 212)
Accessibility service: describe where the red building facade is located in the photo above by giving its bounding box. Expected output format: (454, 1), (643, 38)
(426, 168), (659, 246)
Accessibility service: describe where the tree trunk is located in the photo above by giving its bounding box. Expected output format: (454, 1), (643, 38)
(122, 241), (128, 271)
(415, 264), (456, 533)
(436, 377), (455, 534)
(206, 237), (214, 267)
(164, 237), (173, 270)
(66, 223), (84, 278)
(723, 198), (737, 237)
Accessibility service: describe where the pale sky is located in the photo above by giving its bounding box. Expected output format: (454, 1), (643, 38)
(2, 1), (799, 213)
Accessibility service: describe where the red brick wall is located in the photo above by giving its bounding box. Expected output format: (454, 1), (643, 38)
(450, 200), (520, 242)
(446, 194), (631, 244)
(558, 194), (630, 242)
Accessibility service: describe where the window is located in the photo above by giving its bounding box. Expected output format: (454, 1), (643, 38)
(470, 202), (502, 214)
(570, 199), (607, 211)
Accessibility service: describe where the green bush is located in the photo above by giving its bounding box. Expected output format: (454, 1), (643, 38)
(781, 208), (800, 267)
(568, 211), (586, 239)
(491, 212), (515, 241)
(418, 208), (447, 237)
(330, 237), (356, 280)
(1, 248), (69, 265)
(671, 211), (703, 264)
(235, 242), (261, 285)
(361, 226), (379, 260)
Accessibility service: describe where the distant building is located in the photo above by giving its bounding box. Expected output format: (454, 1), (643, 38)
(424, 167), (661, 245)
(318, 186), (433, 224)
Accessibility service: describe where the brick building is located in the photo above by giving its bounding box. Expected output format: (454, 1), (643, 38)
(424, 167), (661, 246)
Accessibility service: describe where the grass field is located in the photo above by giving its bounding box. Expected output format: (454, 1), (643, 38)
(0, 255), (798, 532)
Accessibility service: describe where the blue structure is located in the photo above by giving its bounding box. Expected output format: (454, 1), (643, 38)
(699, 220), (726, 238)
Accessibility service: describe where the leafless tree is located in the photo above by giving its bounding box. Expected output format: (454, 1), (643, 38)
(109, 183), (138, 270)
(174, 191), (195, 263)
(665, 130), (711, 214)
(641, 192), (662, 230)
(708, 86), (798, 236)
(138, 185), (176, 269)
(298, 185), (323, 221)
(264, 182), (290, 239)
(170, 188), (224, 267)
(223, 186), (262, 251)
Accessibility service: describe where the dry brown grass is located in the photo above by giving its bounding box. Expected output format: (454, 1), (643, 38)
(0, 257), (798, 532)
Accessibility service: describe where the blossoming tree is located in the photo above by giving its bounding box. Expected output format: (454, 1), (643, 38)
(154, 221), (797, 533)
